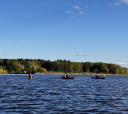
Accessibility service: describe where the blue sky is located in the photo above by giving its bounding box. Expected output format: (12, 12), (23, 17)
(0, 0), (128, 67)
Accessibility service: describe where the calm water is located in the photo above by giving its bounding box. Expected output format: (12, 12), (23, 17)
(0, 74), (128, 114)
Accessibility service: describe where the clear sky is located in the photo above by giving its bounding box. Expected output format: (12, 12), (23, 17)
(0, 0), (128, 67)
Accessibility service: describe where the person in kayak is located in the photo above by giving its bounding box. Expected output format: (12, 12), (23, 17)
(62, 73), (69, 79)
(63, 73), (66, 78)
(28, 73), (32, 79)
(95, 74), (99, 78)
(66, 73), (69, 78)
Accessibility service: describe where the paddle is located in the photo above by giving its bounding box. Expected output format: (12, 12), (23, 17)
(24, 71), (35, 79)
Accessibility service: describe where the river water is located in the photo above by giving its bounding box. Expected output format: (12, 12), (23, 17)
(0, 74), (128, 113)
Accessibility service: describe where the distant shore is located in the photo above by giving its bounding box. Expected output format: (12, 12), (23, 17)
(35, 72), (120, 75)
(0, 72), (127, 75)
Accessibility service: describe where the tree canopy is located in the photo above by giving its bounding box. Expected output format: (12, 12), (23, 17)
(0, 58), (127, 74)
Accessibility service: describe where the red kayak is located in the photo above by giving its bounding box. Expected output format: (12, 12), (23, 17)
(61, 77), (74, 79)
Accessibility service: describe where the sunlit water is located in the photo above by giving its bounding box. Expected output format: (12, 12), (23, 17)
(0, 74), (128, 113)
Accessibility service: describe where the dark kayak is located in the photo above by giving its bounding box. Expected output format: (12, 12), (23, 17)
(92, 75), (105, 79)
(61, 77), (74, 79)
(92, 77), (105, 79)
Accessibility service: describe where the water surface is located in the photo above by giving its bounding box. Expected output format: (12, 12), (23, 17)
(0, 74), (128, 113)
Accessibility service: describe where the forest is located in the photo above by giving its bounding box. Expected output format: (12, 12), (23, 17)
(0, 59), (128, 74)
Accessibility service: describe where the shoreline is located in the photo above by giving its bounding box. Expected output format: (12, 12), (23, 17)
(0, 72), (128, 75)
(35, 72), (127, 75)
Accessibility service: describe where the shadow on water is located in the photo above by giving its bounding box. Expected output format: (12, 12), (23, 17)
(0, 74), (128, 113)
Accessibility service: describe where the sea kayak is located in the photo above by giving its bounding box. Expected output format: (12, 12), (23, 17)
(91, 75), (105, 79)
(28, 78), (32, 79)
(61, 77), (74, 79)
(28, 78), (35, 79)
(92, 77), (105, 79)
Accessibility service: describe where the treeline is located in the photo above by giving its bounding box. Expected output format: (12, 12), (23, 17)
(0, 59), (128, 74)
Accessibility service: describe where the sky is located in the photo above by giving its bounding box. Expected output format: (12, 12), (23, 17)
(0, 0), (128, 67)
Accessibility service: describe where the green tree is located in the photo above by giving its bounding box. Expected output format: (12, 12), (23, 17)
(93, 69), (99, 73)
(26, 61), (39, 73)
(124, 68), (128, 74)
(83, 62), (93, 72)
(12, 62), (24, 73)
(115, 69), (119, 74)
(37, 67), (47, 73)
(0, 66), (3, 73)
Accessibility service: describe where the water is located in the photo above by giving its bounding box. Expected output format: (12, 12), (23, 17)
(0, 74), (128, 113)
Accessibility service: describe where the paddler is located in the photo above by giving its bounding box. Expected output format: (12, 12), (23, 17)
(66, 73), (69, 78)
(63, 73), (66, 78)
(95, 74), (99, 78)
(28, 73), (32, 79)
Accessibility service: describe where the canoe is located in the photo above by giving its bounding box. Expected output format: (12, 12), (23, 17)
(61, 77), (74, 79)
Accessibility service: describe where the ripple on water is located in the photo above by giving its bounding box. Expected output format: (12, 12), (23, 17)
(0, 75), (128, 113)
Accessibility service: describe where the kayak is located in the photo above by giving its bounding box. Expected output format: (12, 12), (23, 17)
(28, 78), (32, 79)
(91, 75), (105, 79)
(61, 77), (74, 79)
(28, 78), (35, 79)
(92, 77), (105, 79)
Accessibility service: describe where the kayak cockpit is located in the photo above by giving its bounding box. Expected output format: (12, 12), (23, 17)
(61, 76), (74, 79)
